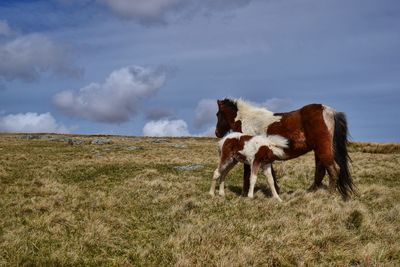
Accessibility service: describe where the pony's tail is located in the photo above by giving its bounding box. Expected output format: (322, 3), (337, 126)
(333, 112), (355, 199)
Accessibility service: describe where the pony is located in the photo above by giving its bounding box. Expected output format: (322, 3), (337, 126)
(215, 98), (355, 199)
(209, 132), (289, 202)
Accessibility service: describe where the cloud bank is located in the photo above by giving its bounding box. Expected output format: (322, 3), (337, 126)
(0, 33), (82, 82)
(0, 112), (70, 133)
(0, 33), (82, 83)
(142, 119), (190, 136)
(100, 0), (252, 24)
(0, 20), (12, 36)
(53, 66), (167, 123)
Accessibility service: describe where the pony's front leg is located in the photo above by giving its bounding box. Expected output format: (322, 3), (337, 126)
(242, 164), (251, 196)
(248, 162), (261, 198)
(263, 163), (283, 202)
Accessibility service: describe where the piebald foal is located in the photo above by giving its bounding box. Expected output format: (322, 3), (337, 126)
(210, 132), (289, 202)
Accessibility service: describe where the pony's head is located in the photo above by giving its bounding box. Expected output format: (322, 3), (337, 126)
(215, 98), (242, 138)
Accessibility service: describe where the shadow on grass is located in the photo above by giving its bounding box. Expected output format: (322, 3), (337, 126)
(227, 185), (292, 197)
(227, 185), (243, 196)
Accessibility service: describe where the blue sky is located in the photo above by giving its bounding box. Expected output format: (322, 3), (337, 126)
(0, 0), (399, 142)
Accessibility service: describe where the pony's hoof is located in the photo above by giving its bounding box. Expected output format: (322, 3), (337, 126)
(307, 183), (325, 192)
(209, 191), (215, 197)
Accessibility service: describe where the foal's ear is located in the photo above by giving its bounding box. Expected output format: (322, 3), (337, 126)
(217, 99), (223, 106)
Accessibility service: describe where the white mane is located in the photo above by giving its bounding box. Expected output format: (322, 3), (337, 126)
(234, 99), (281, 135)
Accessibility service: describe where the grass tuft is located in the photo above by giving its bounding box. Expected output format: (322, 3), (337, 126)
(345, 210), (363, 230)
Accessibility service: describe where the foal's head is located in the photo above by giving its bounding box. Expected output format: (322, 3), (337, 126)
(215, 99), (242, 138)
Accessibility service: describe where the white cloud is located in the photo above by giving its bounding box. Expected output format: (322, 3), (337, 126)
(99, 0), (252, 24)
(194, 98), (217, 129)
(142, 119), (190, 136)
(0, 20), (12, 36)
(0, 112), (70, 133)
(54, 65), (166, 123)
(263, 98), (293, 112)
(0, 33), (82, 82)
(196, 126), (215, 137)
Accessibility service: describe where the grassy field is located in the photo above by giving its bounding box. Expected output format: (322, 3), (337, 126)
(0, 134), (399, 266)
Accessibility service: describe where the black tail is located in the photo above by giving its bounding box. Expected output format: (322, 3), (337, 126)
(333, 112), (355, 198)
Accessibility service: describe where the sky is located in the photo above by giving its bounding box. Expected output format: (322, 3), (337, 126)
(0, 0), (399, 142)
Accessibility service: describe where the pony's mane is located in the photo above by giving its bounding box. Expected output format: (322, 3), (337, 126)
(231, 98), (282, 135)
(220, 98), (238, 113)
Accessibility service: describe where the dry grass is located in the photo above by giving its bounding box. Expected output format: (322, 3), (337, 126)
(0, 133), (399, 266)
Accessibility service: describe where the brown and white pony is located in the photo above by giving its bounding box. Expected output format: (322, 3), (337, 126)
(215, 98), (355, 199)
(210, 132), (289, 202)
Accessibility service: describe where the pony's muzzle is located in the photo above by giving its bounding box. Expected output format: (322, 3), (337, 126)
(215, 129), (223, 138)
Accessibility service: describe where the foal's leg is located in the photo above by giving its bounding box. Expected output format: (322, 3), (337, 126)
(210, 159), (237, 197)
(248, 161), (261, 198)
(308, 154), (327, 191)
(209, 167), (221, 196)
(263, 163), (283, 202)
(218, 160), (238, 197)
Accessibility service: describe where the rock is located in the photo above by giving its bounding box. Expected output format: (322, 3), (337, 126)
(174, 164), (204, 171)
(69, 139), (86, 145)
(91, 138), (113, 145)
(20, 135), (38, 140)
(172, 144), (187, 149)
(21, 135), (50, 140)
(127, 146), (144, 151)
(152, 138), (169, 143)
(49, 137), (85, 145)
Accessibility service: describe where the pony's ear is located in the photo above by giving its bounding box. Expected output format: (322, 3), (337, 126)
(217, 100), (223, 106)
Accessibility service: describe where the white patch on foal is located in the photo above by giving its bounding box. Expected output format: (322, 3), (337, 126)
(234, 99), (282, 135)
(239, 134), (289, 164)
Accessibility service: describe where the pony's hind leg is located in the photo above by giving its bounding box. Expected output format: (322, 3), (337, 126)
(271, 164), (280, 194)
(326, 164), (339, 194)
(263, 163), (283, 202)
(308, 154), (327, 191)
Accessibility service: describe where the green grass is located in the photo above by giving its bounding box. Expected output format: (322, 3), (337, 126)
(1, 134), (400, 266)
